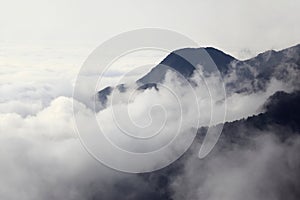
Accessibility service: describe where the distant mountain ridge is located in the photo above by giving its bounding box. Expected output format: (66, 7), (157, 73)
(98, 44), (300, 105)
(226, 44), (300, 93)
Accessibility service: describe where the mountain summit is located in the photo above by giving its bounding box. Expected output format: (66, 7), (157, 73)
(138, 47), (236, 84)
(98, 44), (300, 105)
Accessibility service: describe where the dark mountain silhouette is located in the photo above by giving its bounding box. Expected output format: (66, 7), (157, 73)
(97, 44), (300, 106)
(216, 90), (300, 143)
(137, 47), (235, 84)
(97, 46), (236, 106)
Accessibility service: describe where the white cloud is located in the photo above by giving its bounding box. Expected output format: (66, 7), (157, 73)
(0, 40), (299, 198)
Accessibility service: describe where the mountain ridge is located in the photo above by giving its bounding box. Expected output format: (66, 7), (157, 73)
(98, 44), (300, 106)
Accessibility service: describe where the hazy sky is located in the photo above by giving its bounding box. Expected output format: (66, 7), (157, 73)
(1, 1), (300, 198)
(0, 0), (299, 59)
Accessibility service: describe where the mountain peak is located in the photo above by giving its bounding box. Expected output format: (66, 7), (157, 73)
(172, 47), (235, 60)
(169, 47), (236, 74)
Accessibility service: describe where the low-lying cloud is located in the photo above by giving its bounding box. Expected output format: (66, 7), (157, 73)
(171, 130), (300, 200)
(1, 46), (300, 199)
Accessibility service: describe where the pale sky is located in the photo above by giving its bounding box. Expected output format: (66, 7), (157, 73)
(0, 0), (299, 59)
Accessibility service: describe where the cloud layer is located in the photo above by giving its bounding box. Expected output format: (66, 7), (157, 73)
(1, 44), (300, 199)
